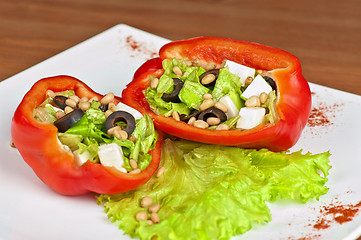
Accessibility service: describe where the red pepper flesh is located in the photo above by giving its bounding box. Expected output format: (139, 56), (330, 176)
(122, 37), (311, 152)
(11, 76), (163, 195)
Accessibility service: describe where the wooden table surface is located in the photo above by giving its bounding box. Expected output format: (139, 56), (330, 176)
(1, 0), (361, 96)
(1, 0), (361, 239)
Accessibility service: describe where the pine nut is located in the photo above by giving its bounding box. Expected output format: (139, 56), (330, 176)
(156, 166), (165, 178)
(129, 159), (138, 170)
(173, 66), (182, 76)
(141, 196), (153, 208)
(192, 59), (200, 66)
(150, 77), (159, 89)
(107, 126), (121, 136)
(187, 116), (196, 126)
(220, 59), (227, 68)
(108, 102), (117, 112)
(185, 60), (192, 66)
(79, 101), (90, 111)
(207, 117), (221, 126)
(150, 212), (160, 224)
(172, 111), (180, 121)
(64, 106), (73, 114)
(55, 110), (65, 119)
(129, 135), (137, 143)
(114, 130), (128, 140)
(205, 62), (217, 71)
(10, 140), (16, 148)
(203, 93), (213, 100)
(130, 169), (141, 174)
(68, 95), (80, 104)
(105, 110), (113, 118)
(149, 203), (160, 213)
(136, 211), (148, 221)
(216, 124), (230, 130)
(245, 96), (261, 107)
(100, 93), (114, 105)
(259, 92), (268, 104)
(147, 220), (153, 225)
(199, 99), (214, 111)
(89, 96), (99, 102)
(245, 76), (253, 86)
(214, 102), (228, 113)
(201, 74), (216, 85)
(65, 98), (77, 108)
(79, 97), (89, 102)
(46, 90), (55, 98)
(193, 120), (209, 129)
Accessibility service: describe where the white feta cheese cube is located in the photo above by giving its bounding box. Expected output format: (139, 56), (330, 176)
(225, 60), (256, 86)
(236, 107), (266, 130)
(219, 95), (240, 119)
(98, 143), (127, 173)
(73, 149), (92, 166)
(241, 75), (272, 99)
(116, 102), (143, 120)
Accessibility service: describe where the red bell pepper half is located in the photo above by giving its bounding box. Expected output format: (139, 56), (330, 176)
(122, 37), (311, 151)
(11, 76), (163, 195)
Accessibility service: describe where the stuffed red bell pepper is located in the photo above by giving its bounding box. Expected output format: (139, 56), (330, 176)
(122, 37), (311, 152)
(11, 75), (163, 195)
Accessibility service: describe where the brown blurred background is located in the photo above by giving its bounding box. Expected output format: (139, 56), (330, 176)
(0, 0), (360, 95)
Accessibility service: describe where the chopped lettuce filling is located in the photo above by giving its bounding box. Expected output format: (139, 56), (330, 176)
(98, 139), (331, 240)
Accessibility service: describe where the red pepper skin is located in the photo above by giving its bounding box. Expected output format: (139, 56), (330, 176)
(122, 37), (311, 152)
(11, 76), (163, 195)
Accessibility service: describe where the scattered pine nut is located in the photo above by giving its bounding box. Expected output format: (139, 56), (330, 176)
(156, 166), (165, 178)
(46, 90), (55, 99)
(201, 74), (216, 85)
(193, 120), (209, 129)
(207, 117), (221, 126)
(214, 102), (228, 113)
(199, 99), (214, 111)
(245, 96), (261, 107)
(150, 77), (159, 89)
(65, 98), (77, 108)
(172, 111), (180, 121)
(100, 93), (114, 105)
(259, 92), (268, 104)
(105, 110), (113, 118)
(203, 93), (213, 100)
(108, 102), (117, 112)
(129, 159), (138, 170)
(55, 110), (65, 119)
(150, 212), (160, 224)
(136, 211), (148, 221)
(147, 220), (154, 225)
(245, 76), (253, 86)
(149, 204), (160, 213)
(130, 169), (141, 174)
(173, 66), (182, 76)
(79, 101), (91, 111)
(141, 196), (153, 208)
(215, 124), (230, 130)
(187, 116), (196, 126)
(68, 95), (80, 104)
(205, 62), (217, 71)
(10, 140), (16, 148)
(64, 106), (73, 114)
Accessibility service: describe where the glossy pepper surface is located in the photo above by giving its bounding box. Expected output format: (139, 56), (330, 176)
(11, 76), (163, 195)
(122, 37), (311, 152)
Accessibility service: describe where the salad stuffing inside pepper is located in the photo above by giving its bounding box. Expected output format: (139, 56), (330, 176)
(145, 58), (279, 131)
(34, 89), (157, 174)
(11, 76), (163, 195)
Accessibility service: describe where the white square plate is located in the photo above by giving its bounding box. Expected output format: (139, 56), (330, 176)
(1, 24), (361, 240)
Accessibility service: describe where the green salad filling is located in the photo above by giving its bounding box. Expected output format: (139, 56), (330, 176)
(98, 139), (331, 240)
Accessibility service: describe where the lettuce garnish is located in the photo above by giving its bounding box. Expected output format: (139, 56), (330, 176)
(98, 139), (331, 240)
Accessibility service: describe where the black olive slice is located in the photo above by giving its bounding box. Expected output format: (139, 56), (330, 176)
(263, 76), (277, 91)
(161, 78), (184, 103)
(105, 111), (136, 136)
(54, 108), (84, 133)
(99, 104), (108, 112)
(199, 69), (220, 88)
(53, 96), (68, 110)
(197, 107), (227, 122)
